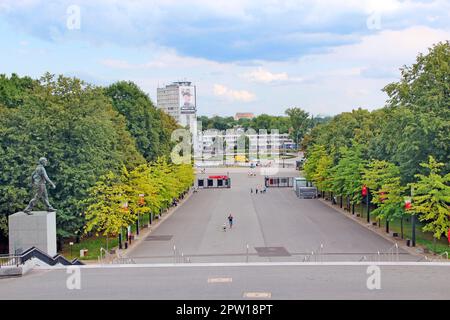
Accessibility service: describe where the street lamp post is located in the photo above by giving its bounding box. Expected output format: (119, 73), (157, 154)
(362, 185), (370, 223)
(69, 242), (74, 260)
(411, 186), (416, 247)
(136, 217), (140, 236)
(366, 190), (370, 224)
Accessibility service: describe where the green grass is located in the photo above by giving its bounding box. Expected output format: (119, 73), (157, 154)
(60, 236), (119, 261)
(351, 201), (449, 258)
(388, 218), (449, 256)
(60, 212), (161, 261)
(321, 193), (449, 259)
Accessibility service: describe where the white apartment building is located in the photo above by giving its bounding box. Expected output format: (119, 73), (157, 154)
(156, 81), (197, 128)
(195, 128), (293, 161)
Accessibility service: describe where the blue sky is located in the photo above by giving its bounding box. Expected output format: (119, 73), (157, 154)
(0, 0), (449, 116)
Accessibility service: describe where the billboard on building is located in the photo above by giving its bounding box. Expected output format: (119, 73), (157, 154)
(179, 86), (196, 114)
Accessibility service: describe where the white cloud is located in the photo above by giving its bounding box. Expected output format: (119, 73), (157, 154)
(329, 25), (450, 62)
(100, 59), (135, 69)
(100, 49), (229, 70)
(242, 67), (303, 84)
(2, 0), (449, 62)
(213, 84), (255, 102)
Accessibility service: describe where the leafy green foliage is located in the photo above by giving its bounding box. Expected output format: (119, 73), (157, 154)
(331, 145), (365, 204)
(105, 81), (179, 162)
(84, 171), (134, 237)
(364, 161), (406, 221)
(0, 73), (36, 108)
(304, 42), (450, 240)
(0, 74), (186, 238)
(0, 74), (146, 237)
(408, 156), (450, 239)
(382, 41), (450, 183)
(83, 158), (194, 237)
(285, 107), (310, 145)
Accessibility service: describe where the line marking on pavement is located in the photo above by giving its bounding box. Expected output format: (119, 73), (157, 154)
(243, 292), (271, 298)
(207, 277), (233, 283)
(34, 261), (450, 270)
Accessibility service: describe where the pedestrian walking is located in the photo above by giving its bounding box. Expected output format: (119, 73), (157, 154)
(256, 188), (259, 194)
(228, 214), (234, 229)
(251, 188), (253, 194)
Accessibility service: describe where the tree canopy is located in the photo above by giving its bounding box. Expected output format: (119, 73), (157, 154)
(0, 73), (186, 239)
(303, 41), (450, 240)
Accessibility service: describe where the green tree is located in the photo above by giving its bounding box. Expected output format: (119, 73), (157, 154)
(362, 160), (399, 193)
(0, 73), (36, 108)
(382, 41), (450, 182)
(285, 107), (310, 146)
(367, 161), (406, 222)
(408, 156), (450, 239)
(105, 81), (179, 162)
(303, 144), (327, 182)
(313, 152), (334, 193)
(83, 171), (135, 242)
(331, 145), (365, 206)
(0, 74), (144, 237)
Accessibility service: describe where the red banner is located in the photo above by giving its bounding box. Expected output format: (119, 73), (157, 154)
(362, 185), (368, 197)
(208, 175), (229, 180)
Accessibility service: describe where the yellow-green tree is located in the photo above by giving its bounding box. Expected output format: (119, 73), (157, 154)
(304, 144), (327, 182)
(83, 171), (136, 241)
(313, 153), (334, 193)
(363, 160), (406, 222)
(331, 145), (365, 203)
(371, 167), (406, 223)
(408, 156), (450, 239)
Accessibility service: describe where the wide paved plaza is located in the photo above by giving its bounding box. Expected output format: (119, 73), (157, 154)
(1, 167), (449, 300)
(128, 167), (415, 263)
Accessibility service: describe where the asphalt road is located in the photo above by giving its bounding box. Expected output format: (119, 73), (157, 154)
(1, 263), (449, 299)
(127, 167), (415, 263)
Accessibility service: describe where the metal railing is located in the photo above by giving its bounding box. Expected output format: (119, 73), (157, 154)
(0, 254), (22, 267)
(98, 247), (109, 264)
(99, 247), (136, 264)
(1, 247), (83, 268)
(112, 257), (136, 264)
(172, 245), (191, 263)
(360, 243), (399, 262)
(428, 251), (449, 262)
(302, 244), (324, 262)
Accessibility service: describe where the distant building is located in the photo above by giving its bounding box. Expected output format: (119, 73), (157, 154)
(157, 81), (197, 127)
(196, 128), (291, 159)
(234, 112), (254, 121)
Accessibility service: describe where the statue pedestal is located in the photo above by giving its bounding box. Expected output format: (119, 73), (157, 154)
(8, 211), (57, 256)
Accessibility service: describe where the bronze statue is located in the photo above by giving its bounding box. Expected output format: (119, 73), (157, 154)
(23, 157), (57, 215)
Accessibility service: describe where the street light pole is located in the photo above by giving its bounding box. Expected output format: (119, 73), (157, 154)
(366, 188), (370, 224)
(411, 186), (416, 247)
(69, 242), (73, 260)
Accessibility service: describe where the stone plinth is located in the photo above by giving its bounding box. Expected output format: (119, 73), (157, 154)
(8, 211), (57, 256)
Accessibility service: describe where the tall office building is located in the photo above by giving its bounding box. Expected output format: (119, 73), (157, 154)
(157, 81), (197, 127)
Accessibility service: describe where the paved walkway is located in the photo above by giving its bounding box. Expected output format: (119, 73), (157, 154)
(128, 168), (416, 263)
(1, 264), (449, 299)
